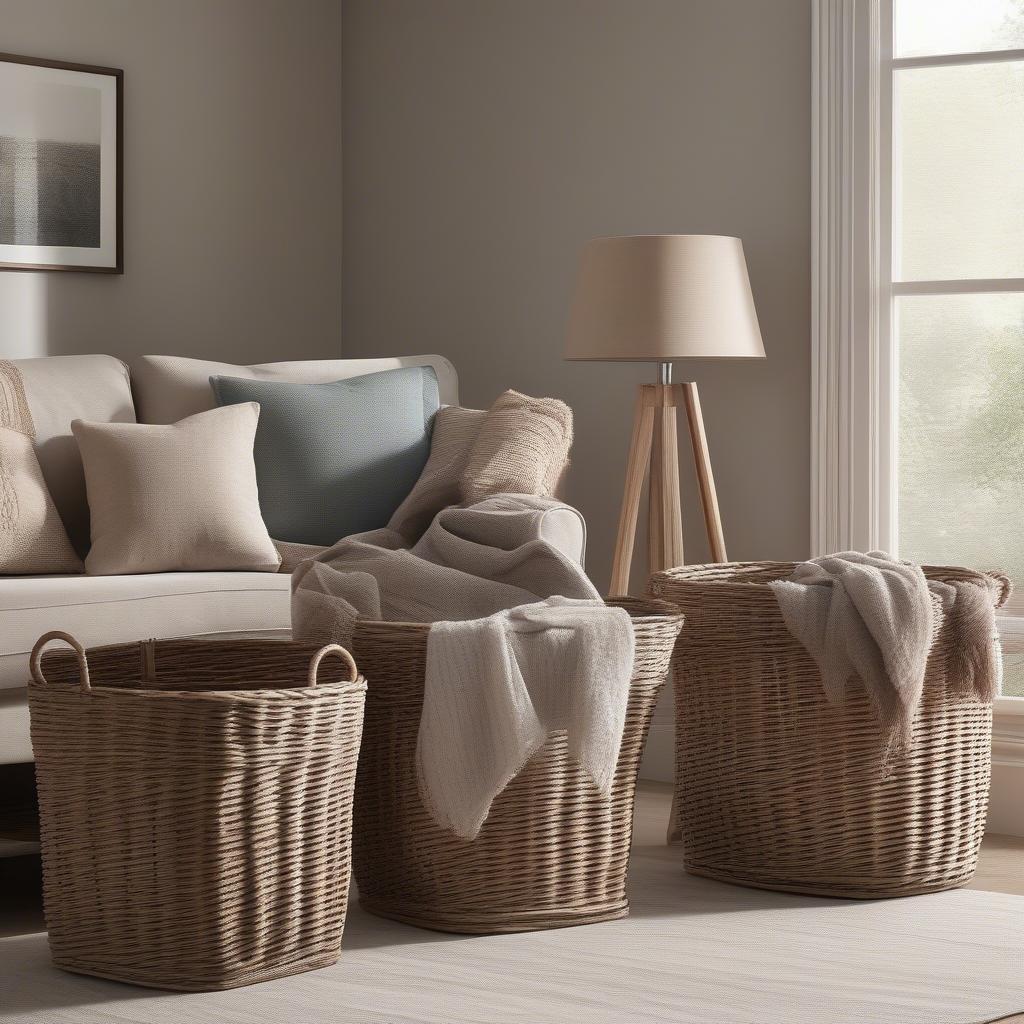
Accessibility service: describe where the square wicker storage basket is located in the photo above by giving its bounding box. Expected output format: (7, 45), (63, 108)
(349, 597), (683, 934)
(650, 561), (1010, 900)
(28, 632), (367, 991)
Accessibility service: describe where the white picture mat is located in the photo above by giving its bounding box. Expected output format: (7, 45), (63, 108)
(0, 61), (118, 269)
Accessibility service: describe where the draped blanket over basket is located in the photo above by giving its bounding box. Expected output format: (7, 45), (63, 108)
(650, 562), (1010, 900)
(350, 598), (683, 934)
(28, 633), (367, 991)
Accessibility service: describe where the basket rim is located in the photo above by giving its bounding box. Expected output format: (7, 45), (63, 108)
(32, 635), (368, 698)
(29, 676), (368, 701)
(353, 596), (684, 636)
(651, 560), (1011, 606)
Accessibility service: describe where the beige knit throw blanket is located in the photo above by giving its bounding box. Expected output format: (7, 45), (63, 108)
(461, 391), (573, 505)
(771, 551), (1002, 755)
(292, 494), (602, 645)
(292, 494), (635, 838)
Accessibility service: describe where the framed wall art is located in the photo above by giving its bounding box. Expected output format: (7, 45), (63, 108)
(0, 52), (122, 273)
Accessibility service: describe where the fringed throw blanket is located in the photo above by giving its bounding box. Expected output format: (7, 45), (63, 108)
(292, 494), (635, 839)
(0, 361), (35, 564)
(0, 361), (35, 437)
(771, 551), (1004, 756)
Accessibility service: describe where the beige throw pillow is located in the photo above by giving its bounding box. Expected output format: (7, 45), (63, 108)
(387, 406), (487, 542)
(73, 404), (281, 575)
(0, 426), (83, 575)
(461, 391), (573, 505)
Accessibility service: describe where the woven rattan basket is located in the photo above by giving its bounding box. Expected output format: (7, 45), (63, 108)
(650, 561), (1010, 900)
(28, 632), (367, 991)
(350, 597), (682, 933)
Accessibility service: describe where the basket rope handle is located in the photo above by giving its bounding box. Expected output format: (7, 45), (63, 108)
(985, 570), (1013, 610)
(30, 631), (91, 693)
(307, 644), (359, 688)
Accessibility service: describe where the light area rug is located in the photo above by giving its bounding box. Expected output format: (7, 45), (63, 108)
(1, 842), (1022, 1024)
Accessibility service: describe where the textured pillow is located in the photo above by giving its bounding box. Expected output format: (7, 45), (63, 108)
(461, 391), (573, 505)
(387, 405), (486, 542)
(8, 355), (135, 557)
(210, 366), (440, 545)
(0, 427), (83, 575)
(72, 404), (281, 575)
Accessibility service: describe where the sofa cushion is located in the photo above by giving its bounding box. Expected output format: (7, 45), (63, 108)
(13, 355), (136, 557)
(211, 367), (440, 545)
(132, 354), (459, 423)
(73, 404), (281, 575)
(0, 571), (291, 694)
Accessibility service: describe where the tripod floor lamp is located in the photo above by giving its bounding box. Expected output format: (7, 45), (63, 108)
(564, 235), (765, 595)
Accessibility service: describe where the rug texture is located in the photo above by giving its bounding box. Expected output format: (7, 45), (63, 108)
(1, 843), (1022, 1023)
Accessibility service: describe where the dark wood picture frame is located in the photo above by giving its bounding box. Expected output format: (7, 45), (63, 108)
(0, 52), (123, 274)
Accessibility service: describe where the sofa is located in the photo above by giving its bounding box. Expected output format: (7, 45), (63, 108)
(0, 353), (587, 784)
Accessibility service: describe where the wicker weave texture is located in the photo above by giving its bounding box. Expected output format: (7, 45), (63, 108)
(350, 598), (683, 933)
(28, 635), (367, 991)
(650, 561), (1007, 900)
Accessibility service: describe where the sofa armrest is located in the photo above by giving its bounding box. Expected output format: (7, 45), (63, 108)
(461, 494), (587, 568)
(534, 503), (586, 568)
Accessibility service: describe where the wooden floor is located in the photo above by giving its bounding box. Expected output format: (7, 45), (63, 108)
(970, 831), (1024, 899)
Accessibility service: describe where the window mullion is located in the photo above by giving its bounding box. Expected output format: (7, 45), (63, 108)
(893, 46), (1024, 70)
(893, 278), (1024, 296)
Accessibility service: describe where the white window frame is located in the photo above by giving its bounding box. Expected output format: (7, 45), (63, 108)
(812, 0), (1024, 834)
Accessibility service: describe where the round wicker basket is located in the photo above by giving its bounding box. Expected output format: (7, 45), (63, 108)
(28, 633), (367, 991)
(350, 597), (683, 933)
(649, 561), (1010, 900)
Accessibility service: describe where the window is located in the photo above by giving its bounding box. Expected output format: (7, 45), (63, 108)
(887, 0), (1024, 695)
(812, 0), (1024, 701)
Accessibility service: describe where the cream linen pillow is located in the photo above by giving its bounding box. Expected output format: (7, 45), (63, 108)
(0, 426), (83, 575)
(72, 403), (281, 575)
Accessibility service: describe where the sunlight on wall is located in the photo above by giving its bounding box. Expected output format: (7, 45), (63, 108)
(0, 274), (49, 357)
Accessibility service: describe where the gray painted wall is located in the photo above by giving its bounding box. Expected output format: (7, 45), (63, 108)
(341, 0), (811, 779)
(0, 0), (343, 364)
(341, 0), (812, 594)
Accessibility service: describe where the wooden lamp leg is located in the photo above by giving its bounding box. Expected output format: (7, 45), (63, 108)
(647, 418), (664, 577)
(681, 381), (727, 563)
(648, 392), (684, 576)
(609, 375), (727, 596)
(609, 387), (655, 596)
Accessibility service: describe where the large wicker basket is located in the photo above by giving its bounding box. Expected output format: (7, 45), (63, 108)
(28, 632), (367, 991)
(350, 597), (683, 933)
(650, 561), (1010, 900)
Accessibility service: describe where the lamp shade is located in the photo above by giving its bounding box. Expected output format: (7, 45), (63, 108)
(564, 234), (765, 361)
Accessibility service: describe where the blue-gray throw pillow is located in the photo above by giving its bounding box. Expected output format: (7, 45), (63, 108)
(209, 366), (440, 545)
